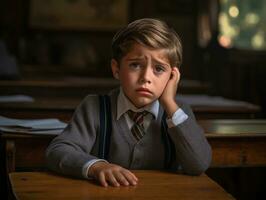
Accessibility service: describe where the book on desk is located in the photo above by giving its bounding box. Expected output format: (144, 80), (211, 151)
(0, 115), (66, 135)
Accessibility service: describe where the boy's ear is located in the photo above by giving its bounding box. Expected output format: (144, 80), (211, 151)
(111, 59), (120, 80)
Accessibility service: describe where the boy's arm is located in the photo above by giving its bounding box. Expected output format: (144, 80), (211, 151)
(46, 95), (102, 179)
(46, 95), (138, 186)
(167, 103), (212, 175)
(159, 67), (212, 175)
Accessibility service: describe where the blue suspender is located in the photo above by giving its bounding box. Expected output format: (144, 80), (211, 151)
(98, 95), (112, 160)
(98, 95), (174, 168)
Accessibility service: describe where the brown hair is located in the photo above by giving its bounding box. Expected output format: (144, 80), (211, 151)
(111, 18), (182, 67)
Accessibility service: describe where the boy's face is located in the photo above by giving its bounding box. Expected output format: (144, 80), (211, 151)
(111, 42), (173, 108)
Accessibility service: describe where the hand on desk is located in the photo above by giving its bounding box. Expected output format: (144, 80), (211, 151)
(88, 162), (138, 187)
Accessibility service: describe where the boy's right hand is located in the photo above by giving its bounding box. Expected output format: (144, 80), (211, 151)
(88, 161), (138, 187)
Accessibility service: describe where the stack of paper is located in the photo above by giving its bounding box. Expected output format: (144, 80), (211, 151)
(0, 95), (34, 103)
(0, 115), (67, 135)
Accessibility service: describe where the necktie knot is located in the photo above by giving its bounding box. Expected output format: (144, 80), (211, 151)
(127, 110), (148, 141)
(127, 110), (148, 125)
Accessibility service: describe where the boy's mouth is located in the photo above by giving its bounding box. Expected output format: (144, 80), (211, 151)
(136, 88), (152, 95)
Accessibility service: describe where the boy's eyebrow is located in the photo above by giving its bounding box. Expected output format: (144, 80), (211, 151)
(153, 58), (171, 68)
(125, 58), (144, 62)
(126, 57), (171, 67)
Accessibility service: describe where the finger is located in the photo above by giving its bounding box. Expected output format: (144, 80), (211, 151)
(113, 171), (129, 186)
(172, 67), (180, 84)
(124, 169), (138, 182)
(168, 71), (178, 86)
(176, 69), (181, 83)
(121, 170), (138, 186)
(98, 172), (108, 187)
(106, 172), (120, 187)
(169, 68), (178, 80)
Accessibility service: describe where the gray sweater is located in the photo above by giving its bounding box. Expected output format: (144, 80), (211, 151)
(46, 89), (212, 178)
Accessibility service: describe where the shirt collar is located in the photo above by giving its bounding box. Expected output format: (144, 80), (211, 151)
(117, 87), (159, 120)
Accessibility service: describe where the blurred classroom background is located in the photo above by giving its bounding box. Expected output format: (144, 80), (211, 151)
(1, 0), (266, 200)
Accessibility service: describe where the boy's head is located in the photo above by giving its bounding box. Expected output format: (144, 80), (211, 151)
(111, 18), (182, 108)
(111, 18), (182, 68)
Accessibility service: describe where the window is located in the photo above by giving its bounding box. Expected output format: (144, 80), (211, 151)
(218, 0), (266, 50)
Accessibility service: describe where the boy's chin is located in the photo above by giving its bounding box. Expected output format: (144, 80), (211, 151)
(132, 98), (155, 108)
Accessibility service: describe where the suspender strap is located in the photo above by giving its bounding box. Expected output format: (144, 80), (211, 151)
(98, 95), (112, 160)
(161, 112), (175, 169)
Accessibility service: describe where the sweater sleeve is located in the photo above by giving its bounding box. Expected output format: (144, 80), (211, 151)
(167, 102), (212, 175)
(45, 95), (100, 178)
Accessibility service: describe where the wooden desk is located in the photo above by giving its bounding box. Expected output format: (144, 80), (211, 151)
(1, 119), (266, 175)
(0, 97), (78, 121)
(9, 171), (234, 200)
(0, 132), (55, 172)
(199, 119), (266, 167)
(194, 105), (260, 119)
(2, 120), (265, 199)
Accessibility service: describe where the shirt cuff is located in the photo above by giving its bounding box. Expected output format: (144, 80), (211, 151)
(82, 159), (108, 179)
(166, 108), (188, 128)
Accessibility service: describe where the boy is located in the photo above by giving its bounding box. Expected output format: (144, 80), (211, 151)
(46, 18), (212, 187)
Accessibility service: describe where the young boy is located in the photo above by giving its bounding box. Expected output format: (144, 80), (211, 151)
(46, 18), (212, 187)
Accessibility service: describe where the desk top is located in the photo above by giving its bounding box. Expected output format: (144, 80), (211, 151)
(199, 119), (266, 137)
(2, 119), (266, 138)
(2, 120), (266, 169)
(10, 170), (234, 200)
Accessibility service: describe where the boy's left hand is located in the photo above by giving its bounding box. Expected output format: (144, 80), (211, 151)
(159, 67), (180, 117)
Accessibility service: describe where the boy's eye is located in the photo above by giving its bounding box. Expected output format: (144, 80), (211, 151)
(129, 62), (141, 69)
(154, 65), (166, 74)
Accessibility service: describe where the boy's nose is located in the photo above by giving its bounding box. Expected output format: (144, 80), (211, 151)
(139, 67), (152, 84)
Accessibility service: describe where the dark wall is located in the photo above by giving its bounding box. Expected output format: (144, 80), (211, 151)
(0, 0), (199, 79)
(1, 0), (266, 116)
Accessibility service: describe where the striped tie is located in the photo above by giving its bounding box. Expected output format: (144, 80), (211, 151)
(127, 110), (148, 141)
